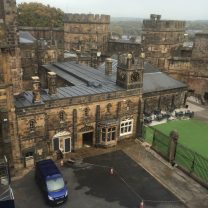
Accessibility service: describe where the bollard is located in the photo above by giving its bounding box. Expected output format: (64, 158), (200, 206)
(60, 159), (64, 167)
(109, 167), (114, 175)
(139, 200), (144, 208)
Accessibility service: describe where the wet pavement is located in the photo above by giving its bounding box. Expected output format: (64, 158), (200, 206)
(12, 148), (185, 208)
(124, 140), (208, 208)
(12, 116), (208, 208)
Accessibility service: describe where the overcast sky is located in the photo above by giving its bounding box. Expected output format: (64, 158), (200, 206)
(16, 0), (207, 20)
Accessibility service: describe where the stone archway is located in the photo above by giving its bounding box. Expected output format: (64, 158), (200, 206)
(52, 131), (71, 153)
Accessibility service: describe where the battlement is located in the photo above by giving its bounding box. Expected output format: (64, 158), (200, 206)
(64, 13), (110, 24)
(195, 33), (208, 38)
(143, 14), (185, 31)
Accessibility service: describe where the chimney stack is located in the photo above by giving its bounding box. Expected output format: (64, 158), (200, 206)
(76, 50), (81, 64)
(32, 76), (41, 103)
(127, 53), (133, 69)
(105, 58), (113, 75)
(90, 48), (98, 69)
(48, 72), (57, 95)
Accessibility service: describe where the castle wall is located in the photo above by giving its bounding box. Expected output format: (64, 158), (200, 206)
(0, 0), (23, 95)
(142, 15), (186, 71)
(64, 13), (110, 54)
(192, 33), (208, 60)
(0, 0), (22, 172)
(143, 88), (187, 113)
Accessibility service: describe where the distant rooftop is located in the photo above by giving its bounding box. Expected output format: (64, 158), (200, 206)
(19, 31), (36, 44)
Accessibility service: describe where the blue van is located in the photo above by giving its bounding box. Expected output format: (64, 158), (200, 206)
(35, 159), (68, 205)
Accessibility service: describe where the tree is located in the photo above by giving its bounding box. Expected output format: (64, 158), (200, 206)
(17, 2), (64, 27)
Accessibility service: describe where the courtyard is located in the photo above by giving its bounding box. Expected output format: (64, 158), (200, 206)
(12, 151), (184, 208)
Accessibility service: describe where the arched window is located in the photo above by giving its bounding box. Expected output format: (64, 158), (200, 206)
(59, 111), (65, 122)
(29, 119), (36, 132)
(84, 107), (90, 117)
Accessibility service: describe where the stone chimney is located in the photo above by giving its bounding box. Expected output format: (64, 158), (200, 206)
(127, 53), (133, 69)
(105, 58), (113, 75)
(90, 48), (98, 69)
(32, 76), (41, 103)
(48, 72), (57, 95)
(76, 50), (81, 64)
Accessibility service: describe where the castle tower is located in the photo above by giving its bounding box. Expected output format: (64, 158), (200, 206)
(142, 14), (186, 71)
(116, 53), (144, 90)
(64, 13), (110, 55)
(0, 0), (22, 171)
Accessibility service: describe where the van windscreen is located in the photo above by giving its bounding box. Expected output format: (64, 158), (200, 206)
(46, 177), (65, 192)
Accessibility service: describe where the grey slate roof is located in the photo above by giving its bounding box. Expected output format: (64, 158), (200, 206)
(15, 60), (186, 108)
(15, 62), (124, 108)
(19, 31), (36, 44)
(99, 60), (186, 93)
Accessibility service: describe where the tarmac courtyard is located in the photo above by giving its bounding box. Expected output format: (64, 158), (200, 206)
(12, 150), (185, 208)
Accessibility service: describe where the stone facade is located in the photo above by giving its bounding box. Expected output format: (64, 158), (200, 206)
(64, 13), (110, 54)
(142, 14), (186, 70)
(20, 40), (37, 90)
(0, 0), (23, 95)
(142, 14), (208, 100)
(19, 26), (64, 61)
(143, 89), (186, 114)
(20, 33), (63, 90)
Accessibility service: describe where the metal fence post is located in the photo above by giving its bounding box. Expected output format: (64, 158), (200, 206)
(190, 154), (196, 173)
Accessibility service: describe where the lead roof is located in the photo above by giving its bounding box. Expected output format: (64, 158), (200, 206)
(15, 60), (186, 108)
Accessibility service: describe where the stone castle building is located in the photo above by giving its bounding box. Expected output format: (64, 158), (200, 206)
(64, 13), (110, 54)
(0, 1), (187, 172)
(142, 14), (208, 100)
(0, 0), (23, 170)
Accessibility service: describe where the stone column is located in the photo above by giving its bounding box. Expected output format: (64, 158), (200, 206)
(137, 98), (144, 138)
(90, 48), (98, 69)
(72, 109), (77, 151)
(168, 129), (179, 165)
(76, 50), (81, 64)
(95, 105), (101, 145)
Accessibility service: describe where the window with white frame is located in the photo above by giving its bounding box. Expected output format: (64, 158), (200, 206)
(120, 119), (133, 136)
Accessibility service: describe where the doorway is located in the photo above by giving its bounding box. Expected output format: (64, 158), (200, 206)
(82, 132), (93, 147)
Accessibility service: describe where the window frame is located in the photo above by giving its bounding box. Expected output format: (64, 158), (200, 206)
(53, 137), (60, 152)
(29, 119), (36, 133)
(64, 137), (71, 153)
(100, 126), (116, 143)
(120, 119), (133, 136)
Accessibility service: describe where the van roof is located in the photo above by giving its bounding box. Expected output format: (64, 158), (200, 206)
(36, 159), (61, 178)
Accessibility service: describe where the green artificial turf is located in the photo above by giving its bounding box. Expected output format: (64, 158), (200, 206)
(144, 119), (208, 159)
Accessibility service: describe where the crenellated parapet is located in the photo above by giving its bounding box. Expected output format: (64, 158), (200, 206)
(143, 14), (185, 32)
(64, 13), (110, 24)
